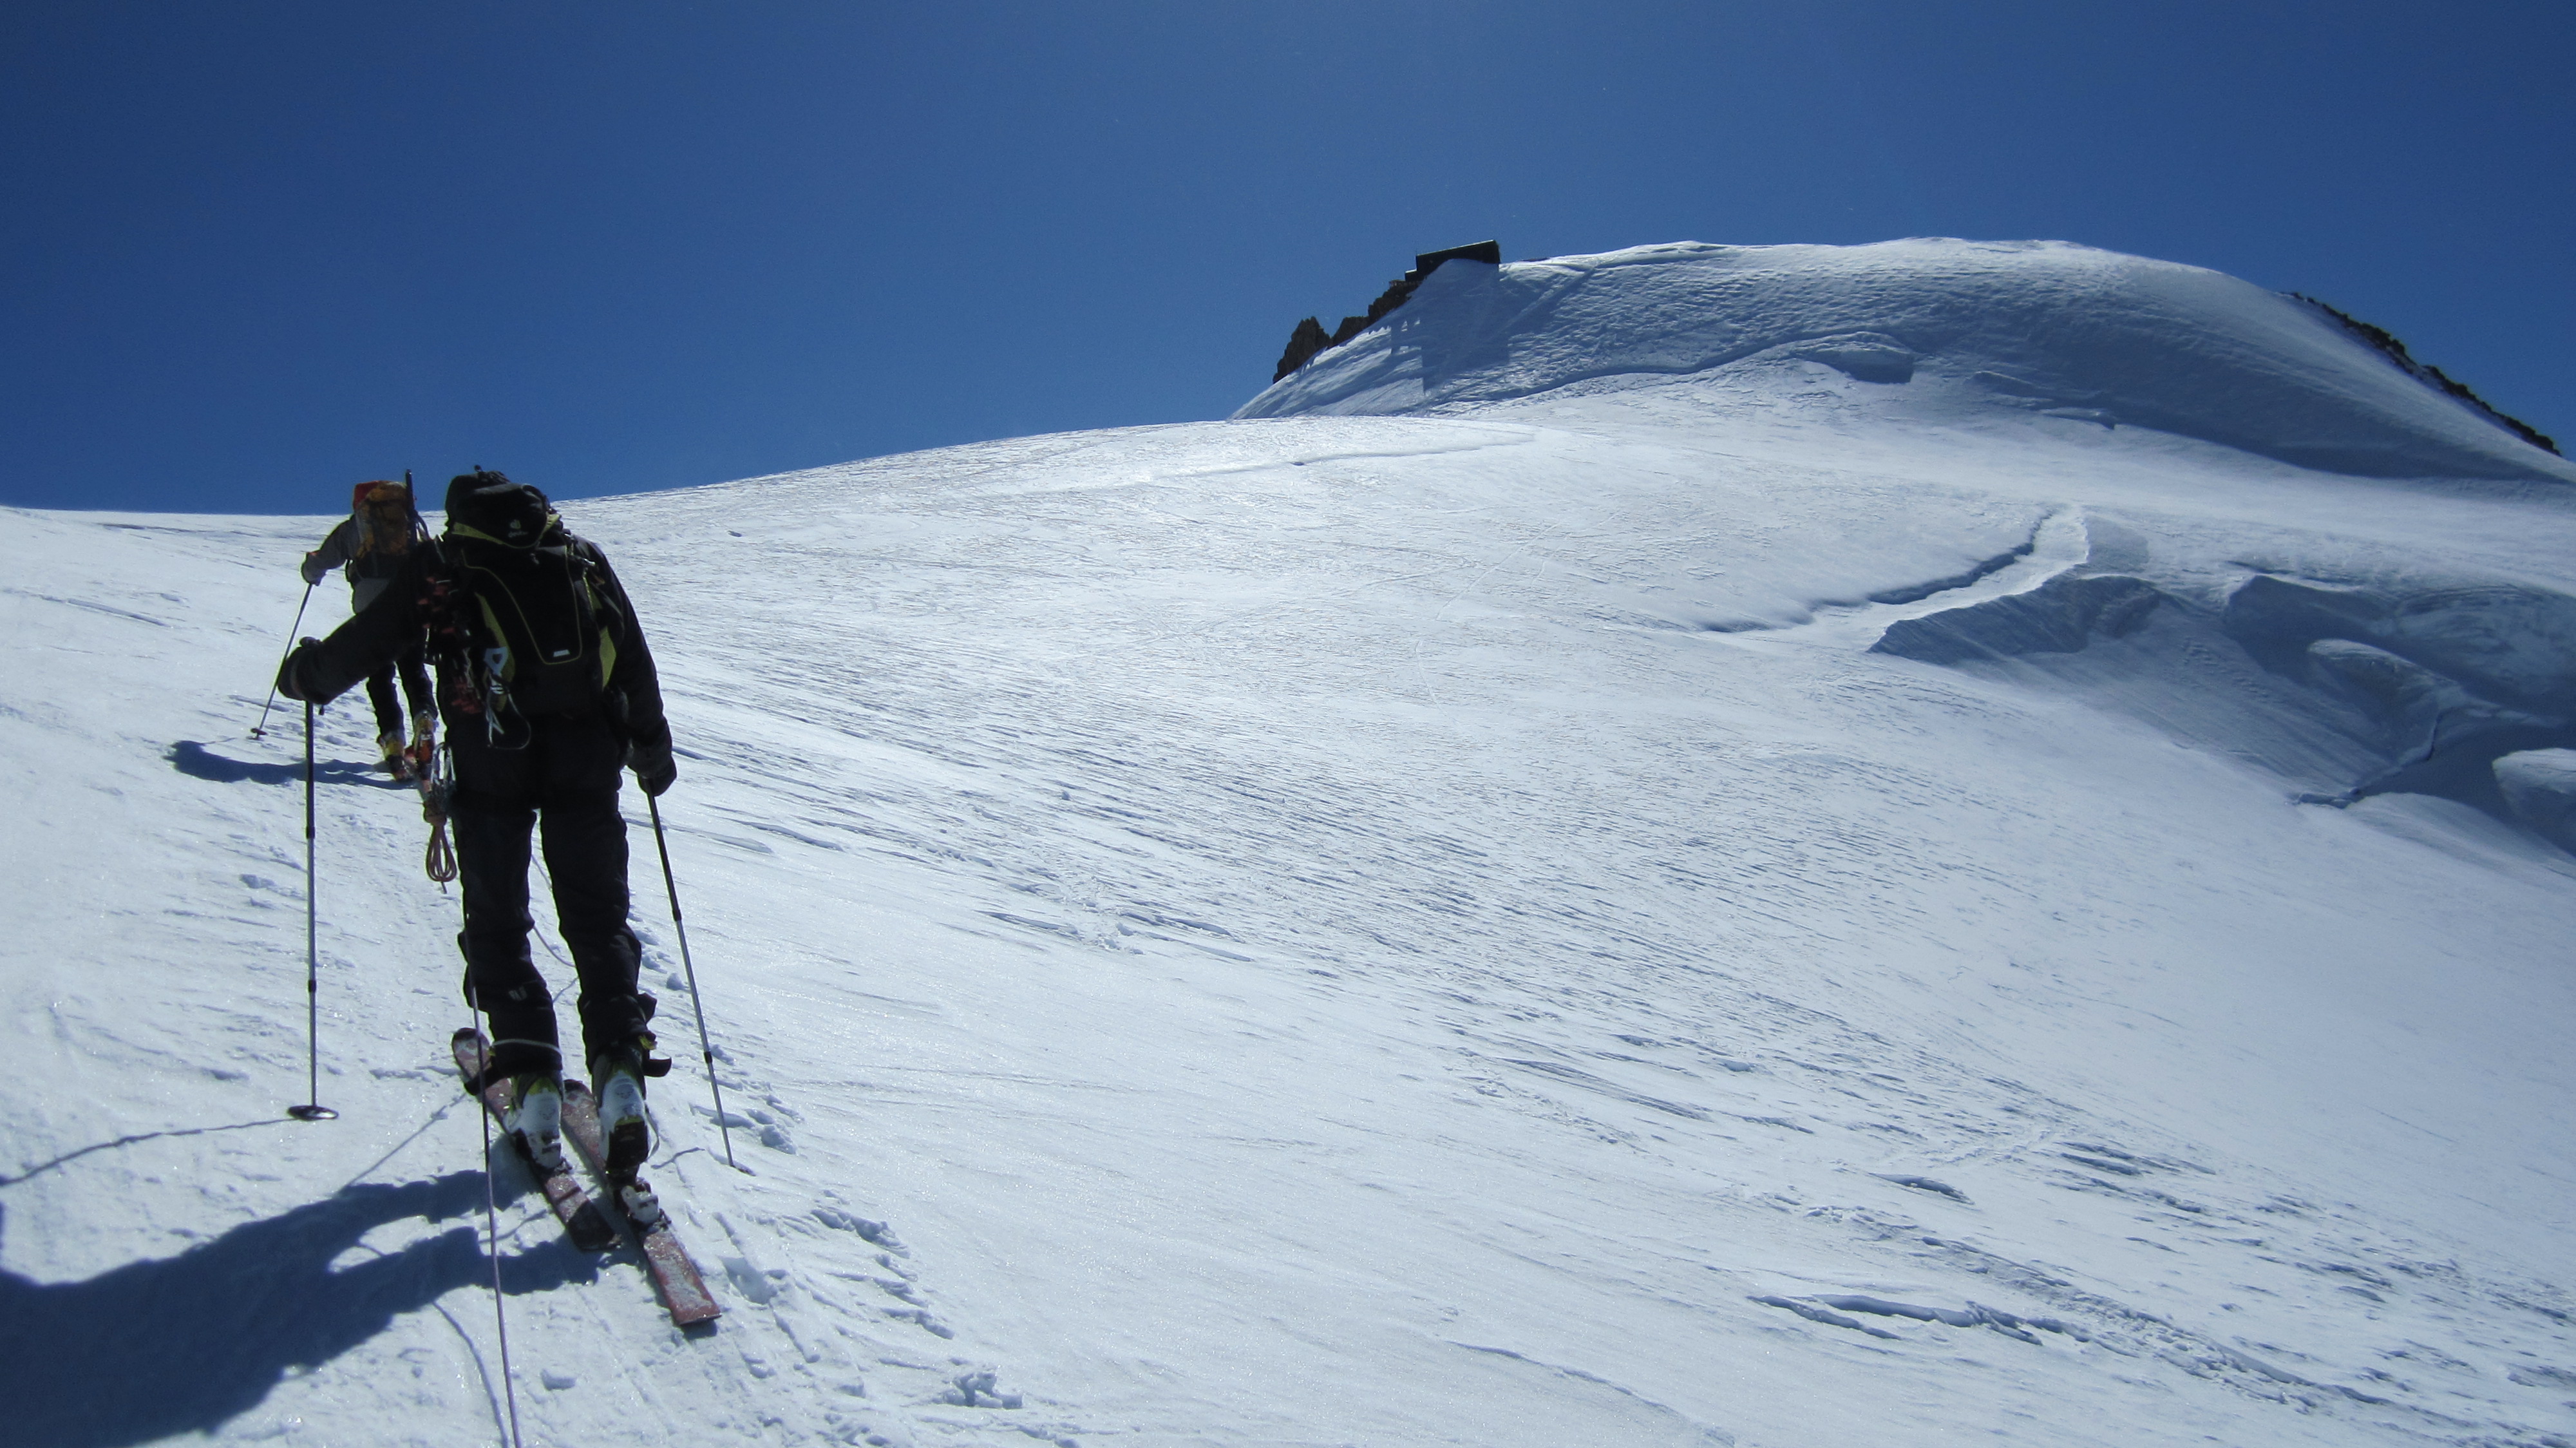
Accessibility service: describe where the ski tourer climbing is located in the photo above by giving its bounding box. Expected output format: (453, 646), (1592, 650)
(276, 470), (681, 1221)
(301, 479), (439, 778)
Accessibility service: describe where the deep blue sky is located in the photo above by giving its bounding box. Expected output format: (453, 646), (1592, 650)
(5, 1), (2568, 513)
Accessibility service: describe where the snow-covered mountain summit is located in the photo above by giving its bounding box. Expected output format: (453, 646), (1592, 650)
(2, 240), (2572, 1448)
(1242, 238), (2572, 484)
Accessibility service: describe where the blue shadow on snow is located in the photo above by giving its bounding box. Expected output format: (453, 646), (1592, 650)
(0, 1171), (600, 1448)
(167, 740), (398, 788)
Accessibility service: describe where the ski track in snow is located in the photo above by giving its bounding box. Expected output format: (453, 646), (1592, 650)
(6, 242), (2576, 1447)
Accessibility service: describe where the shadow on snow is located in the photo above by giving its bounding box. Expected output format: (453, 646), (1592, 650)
(0, 1118), (298, 1188)
(167, 740), (402, 789)
(0, 1171), (600, 1448)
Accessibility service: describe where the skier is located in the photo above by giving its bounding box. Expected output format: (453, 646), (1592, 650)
(301, 480), (437, 778)
(276, 470), (680, 1221)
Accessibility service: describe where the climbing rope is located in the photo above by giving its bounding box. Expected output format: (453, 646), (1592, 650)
(422, 743), (458, 885)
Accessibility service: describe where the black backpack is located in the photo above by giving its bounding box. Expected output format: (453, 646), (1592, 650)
(441, 474), (622, 723)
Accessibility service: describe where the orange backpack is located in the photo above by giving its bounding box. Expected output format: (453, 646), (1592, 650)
(350, 480), (419, 558)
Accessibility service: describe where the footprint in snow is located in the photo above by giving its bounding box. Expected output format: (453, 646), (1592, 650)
(938, 1367), (1022, 1409)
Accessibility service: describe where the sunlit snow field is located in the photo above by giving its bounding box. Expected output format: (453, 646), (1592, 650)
(3, 240), (2573, 1447)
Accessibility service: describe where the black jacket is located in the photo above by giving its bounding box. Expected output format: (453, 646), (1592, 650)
(280, 535), (673, 767)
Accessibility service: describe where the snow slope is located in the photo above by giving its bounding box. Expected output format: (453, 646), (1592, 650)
(3, 239), (2574, 1448)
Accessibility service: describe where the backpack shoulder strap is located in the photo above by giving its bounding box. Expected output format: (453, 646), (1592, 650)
(562, 537), (625, 681)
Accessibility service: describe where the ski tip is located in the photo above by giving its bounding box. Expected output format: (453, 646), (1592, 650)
(450, 1025), (483, 1045)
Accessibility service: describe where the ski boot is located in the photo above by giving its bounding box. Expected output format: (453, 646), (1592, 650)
(504, 1071), (565, 1170)
(377, 729), (410, 779)
(403, 709), (437, 780)
(592, 1035), (670, 1224)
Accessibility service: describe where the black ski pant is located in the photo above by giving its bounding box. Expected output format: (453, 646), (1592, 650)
(364, 642), (433, 741)
(450, 711), (650, 1081)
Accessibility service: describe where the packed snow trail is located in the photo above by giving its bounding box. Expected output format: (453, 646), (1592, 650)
(3, 238), (2575, 1447)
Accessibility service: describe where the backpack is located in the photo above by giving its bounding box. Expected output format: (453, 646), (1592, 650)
(350, 480), (422, 561)
(440, 475), (622, 723)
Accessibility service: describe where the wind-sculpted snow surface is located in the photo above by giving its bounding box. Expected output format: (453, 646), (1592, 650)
(1239, 239), (2576, 485)
(5, 244), (2576, 1448)
(1863, 518), (2576, 824)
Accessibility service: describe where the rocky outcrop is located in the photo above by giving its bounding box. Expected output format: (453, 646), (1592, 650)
(2288, 293), (2561, 456)
(1273, 317), (1333, 383)
(1271, 241), (1502, 382)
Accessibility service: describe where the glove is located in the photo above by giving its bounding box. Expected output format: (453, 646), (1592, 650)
(627, 736), (677, 797)
(300, 551), (329, 586)
(275, 638), (323, 702)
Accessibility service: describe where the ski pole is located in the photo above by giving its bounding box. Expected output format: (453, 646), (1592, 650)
(249, 580), (317, 739)
(475, 1042), (527, 1448)
(290, 700), (337, 1123)
(646, 795), (736, 1170)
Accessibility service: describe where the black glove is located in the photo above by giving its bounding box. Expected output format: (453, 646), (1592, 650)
(275, 638), (323, 702)
(627, 736), (677, 797)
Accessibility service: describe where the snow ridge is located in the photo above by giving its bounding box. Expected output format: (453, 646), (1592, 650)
(1238, 238), (2576, 485)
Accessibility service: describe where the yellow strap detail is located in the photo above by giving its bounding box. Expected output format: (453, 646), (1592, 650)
(444, 510), (563, 550)
(475, 595), (513, 680)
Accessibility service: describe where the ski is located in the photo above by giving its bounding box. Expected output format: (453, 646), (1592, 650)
(560, 1079), (723, 1328)
(449, 1028), (620, 1253)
